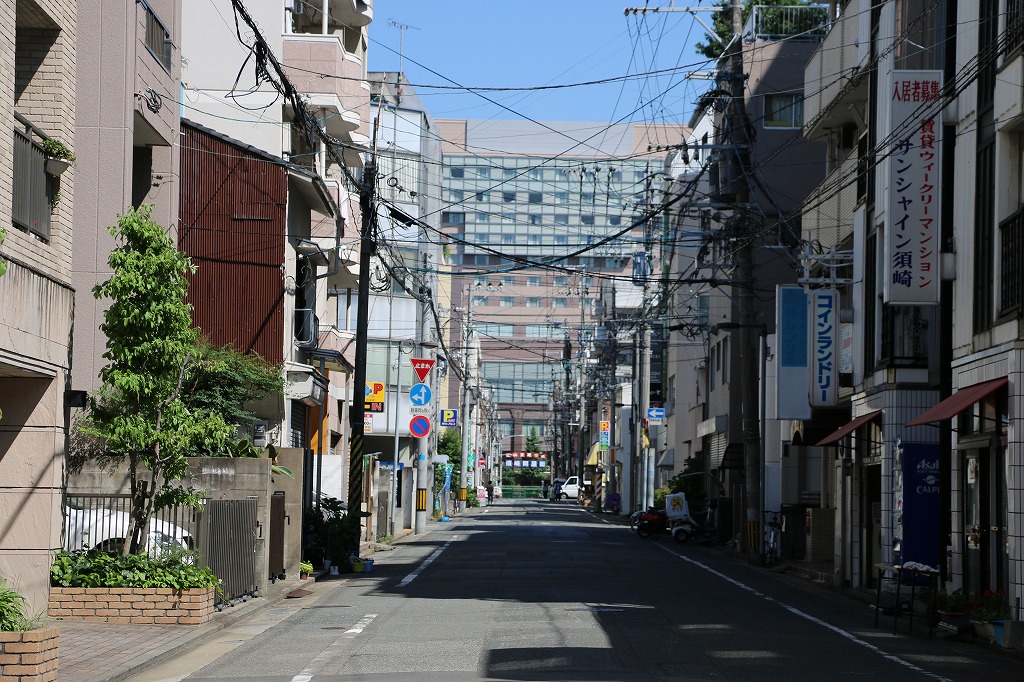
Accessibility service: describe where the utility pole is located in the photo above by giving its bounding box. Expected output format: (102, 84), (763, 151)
(348, 116), (380, 516)
(725, 0), (761, 558)
(459, 285), (474, 512)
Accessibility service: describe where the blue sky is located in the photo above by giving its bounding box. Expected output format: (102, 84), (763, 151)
(368, 1), (716, 125)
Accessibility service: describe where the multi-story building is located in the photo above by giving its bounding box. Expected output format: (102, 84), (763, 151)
(179, 0), (371, 509)
(797, 0), (1006, 600)
(0, 0), (76, 615)
(437, 119), (688, 492)
(665, 5), (826, 545)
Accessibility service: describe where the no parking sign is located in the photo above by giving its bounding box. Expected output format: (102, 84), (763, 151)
(409, 415), (431, 438)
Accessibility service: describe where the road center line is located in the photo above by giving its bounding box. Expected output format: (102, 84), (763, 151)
(397, 535), (456, 587)
(658, 546), (953, 682)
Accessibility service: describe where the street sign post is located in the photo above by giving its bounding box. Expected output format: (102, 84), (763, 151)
(647, 407), (665, 426)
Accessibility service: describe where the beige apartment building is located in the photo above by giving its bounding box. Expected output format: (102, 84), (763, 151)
(1, 0), (76, 614)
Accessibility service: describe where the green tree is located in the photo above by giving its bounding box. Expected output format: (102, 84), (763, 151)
(524, 426), (541, 453)
(184, 339), (282, 453)
(77, 206), (232, 554)
(435, 427), (461, 491)
(694, 0), (820, 60)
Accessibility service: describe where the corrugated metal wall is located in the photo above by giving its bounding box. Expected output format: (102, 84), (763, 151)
(179, 122), (287, 363)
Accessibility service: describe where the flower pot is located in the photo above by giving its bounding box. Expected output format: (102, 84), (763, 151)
(351, 560), (365, 573)
(45, 157), (71, 175)
(973, 620), (996, 641)
(299, 571), (310, 580)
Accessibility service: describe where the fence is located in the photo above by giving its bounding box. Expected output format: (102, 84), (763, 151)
(500, 486), (544, 500)
(63, 493), (259, 602)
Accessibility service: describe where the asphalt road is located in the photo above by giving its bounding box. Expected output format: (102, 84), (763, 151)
(134, 498), (1020, 681)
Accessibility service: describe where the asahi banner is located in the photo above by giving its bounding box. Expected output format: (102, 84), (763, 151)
(885, 70), (942, 305)
(809, 289), (838, 407)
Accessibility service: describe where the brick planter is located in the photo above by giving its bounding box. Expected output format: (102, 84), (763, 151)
(48, 587), (214, 625)
(0, 627), (59, 681)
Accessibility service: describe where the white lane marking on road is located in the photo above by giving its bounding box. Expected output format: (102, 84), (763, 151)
(397, 535), (456, 587)
(345, 613), (378, 634)
(289, 614), (379, 682)
(657, 546), (953, 682)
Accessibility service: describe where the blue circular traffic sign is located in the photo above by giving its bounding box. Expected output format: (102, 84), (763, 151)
(409, 415), (431, 438)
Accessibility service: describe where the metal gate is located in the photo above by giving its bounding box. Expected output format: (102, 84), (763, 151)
(269, 491), (285, 581)
(196, 498), (258, 602)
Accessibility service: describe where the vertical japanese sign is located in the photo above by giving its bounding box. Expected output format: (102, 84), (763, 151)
(775, 285), (811, 419)
(809, 289), (838, 407)
(886, 70), (942, 305)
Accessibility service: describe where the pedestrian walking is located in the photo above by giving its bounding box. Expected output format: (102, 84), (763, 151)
(486, 480), (494, 506)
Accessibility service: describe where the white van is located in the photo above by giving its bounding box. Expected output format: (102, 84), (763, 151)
(559, 475), (591, 500)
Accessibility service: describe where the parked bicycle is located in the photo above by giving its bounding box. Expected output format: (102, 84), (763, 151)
(764, 510), (784, 568)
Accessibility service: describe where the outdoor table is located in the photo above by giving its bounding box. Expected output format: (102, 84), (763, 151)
(874, 562), (939, 638)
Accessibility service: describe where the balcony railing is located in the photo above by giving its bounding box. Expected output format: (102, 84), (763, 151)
(12, 115), (51, 240)
(747, 4), (830, 42)
(1007, 0), (1024, 57)
(1000, 207), (1024, 316)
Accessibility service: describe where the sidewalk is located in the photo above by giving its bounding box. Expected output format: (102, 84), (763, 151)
(55, 527), (421, 681)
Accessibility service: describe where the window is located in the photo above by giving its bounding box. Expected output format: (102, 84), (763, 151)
(764, 94), (804, 128)
(553, 276), (568, 287)
(554, 235), (568, 245)
(610, 170), (622, 182)
(502, 213), (516, 222)
(474, 276), (489, 286)
(476, 233), (490, 243)
(499, 296), (515, 308)
(475, 213), (490, 223)
(502, 234), (516, 244)
(609, 216), (622, 226)
(503, 191), (516, 203)
(554, 215), (569, 225)
(478, 322), (515, 337)
(450, 167), (464, 178)
(475, 191), (488, 202)
(529, 214), (543, 225)
(709, 346), (717, 390)
(582, 192), (594, 204)
(529, 192), (543, 204)
(527, 276), (541, 287)
(526, 297), (541, 308)
(528, 234), (542, 245)
(581, 215), (594, 226)
(554, 192), (568, 204)
(449, 189), (464, 202)
(441, 212), (464, 225)
(503, 168), (516, 179)
(472, 295), (489, 307)
(501, 276), (516, 287)
(529, 168), (544, 180)
(142, 0), (173, 70)
(552, 298), (568, 308)
(474, 167), (491, 179)
(526, 323), (563, 338)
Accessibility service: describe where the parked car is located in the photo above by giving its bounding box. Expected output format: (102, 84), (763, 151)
(559, 475), (592, 500)
(64, 506), (194, 555)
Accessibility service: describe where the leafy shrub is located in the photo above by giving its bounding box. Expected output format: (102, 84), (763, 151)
(50, 549), (219, 590)
(0, 579), (30, 631)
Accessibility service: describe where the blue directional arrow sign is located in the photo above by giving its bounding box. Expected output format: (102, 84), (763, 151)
(409, 383), (432, 407)
(647, 407), (665, 420)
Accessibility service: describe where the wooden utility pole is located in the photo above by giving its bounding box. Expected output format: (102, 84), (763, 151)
(726, 0), (762, 557)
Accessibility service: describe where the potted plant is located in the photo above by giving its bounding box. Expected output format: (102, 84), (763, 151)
(298, 561), (313, 580)
(969, 589), (1012, 641)
(41, 138), (75, 176)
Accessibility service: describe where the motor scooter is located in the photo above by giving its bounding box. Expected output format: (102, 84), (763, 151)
(630, 507), (679, 538)
(669, 495), (717, 543)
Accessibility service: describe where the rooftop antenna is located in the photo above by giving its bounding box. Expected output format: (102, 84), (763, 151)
(387, 18), (419, 105)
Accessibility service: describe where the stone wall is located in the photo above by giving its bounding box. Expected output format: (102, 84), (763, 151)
(48, 587), (213, 625)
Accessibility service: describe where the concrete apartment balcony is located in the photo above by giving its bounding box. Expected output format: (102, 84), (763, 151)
(318, 326), (357, 370)
(802, 149), (860, 248)
(803, 0), (870, 140)
(283, 35), (364, 137)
